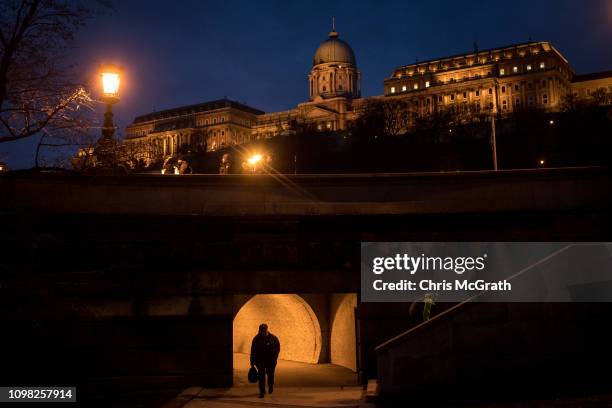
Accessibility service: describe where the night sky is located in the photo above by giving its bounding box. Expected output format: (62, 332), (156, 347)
(2, 0), (611, 168)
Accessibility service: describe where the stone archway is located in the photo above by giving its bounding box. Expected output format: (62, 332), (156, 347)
(330, 293), (358, 371)
(233, 294), (322, 364)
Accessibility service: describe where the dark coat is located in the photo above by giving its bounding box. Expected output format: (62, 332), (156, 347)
(250, 333), (280, 366)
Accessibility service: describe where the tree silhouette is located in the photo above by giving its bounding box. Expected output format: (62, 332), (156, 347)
(0, 0), (109, 144)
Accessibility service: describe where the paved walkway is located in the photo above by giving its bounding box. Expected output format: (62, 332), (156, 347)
(163, 354), (375, 408)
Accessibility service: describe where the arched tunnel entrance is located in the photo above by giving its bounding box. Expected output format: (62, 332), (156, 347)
(232, 293), (358, 387)
(233, 294), (322, 364)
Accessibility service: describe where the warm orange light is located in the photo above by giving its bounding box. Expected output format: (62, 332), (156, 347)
(102, 72), (120, 96)
(539, 159), (545, 165)
(99, 64), (122, 98)
(247, 154), (262, 165)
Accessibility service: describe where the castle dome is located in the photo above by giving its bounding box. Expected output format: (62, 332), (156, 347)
(312, 30), (357, 67)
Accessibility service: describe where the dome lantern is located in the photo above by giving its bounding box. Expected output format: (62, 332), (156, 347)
(312, 29), (357, 67)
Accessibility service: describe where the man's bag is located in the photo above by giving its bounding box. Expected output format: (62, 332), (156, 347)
(248, 367), (258, 383)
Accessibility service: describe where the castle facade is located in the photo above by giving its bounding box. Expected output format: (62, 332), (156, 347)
(125, 29), (611, 159)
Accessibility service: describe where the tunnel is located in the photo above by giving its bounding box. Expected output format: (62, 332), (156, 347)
(233, 294), (322, 364)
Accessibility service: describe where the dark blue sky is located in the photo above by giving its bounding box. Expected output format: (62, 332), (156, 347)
(2, 0), (611, 168)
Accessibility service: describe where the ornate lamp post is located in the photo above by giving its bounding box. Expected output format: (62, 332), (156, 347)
(95, 64), (122, 166)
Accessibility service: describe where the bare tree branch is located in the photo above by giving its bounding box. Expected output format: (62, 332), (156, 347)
(0, 0), (110, 145)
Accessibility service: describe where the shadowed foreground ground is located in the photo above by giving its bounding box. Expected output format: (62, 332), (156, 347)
(160, 354), (612, 408)
(161, 353), (368, 408)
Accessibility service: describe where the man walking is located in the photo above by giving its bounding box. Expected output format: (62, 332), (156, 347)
(250, 323), (280, 398)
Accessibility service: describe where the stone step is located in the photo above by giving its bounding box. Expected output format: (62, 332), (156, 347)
(364, 379), (379, 403)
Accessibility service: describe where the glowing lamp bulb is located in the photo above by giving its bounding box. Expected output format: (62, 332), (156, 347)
(101, 72), (120, 96)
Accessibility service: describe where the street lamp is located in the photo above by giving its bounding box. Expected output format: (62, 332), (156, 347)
(95, 64), (122, 167)
(99, 64), (121, 141)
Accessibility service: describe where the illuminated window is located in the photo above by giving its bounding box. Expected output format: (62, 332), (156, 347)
(513, 66), (518, 73)
(499, 68), (505, 75)
(326, 122), (332, 129)
(413, 83), (419, 90)
(390, 86), (396, 93)
(539, 62), (545, 69)
(526, 64), (532, 71)
(425, 81), (430, 88)
(402, 85), (407, 91)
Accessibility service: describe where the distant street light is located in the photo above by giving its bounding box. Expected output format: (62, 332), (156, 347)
(242, 153), (272, 174)
(247, 153), (263, 173)
(248, 154), (263, 165)
(549, 120), (555, 125)
(539, 159), (546, 166)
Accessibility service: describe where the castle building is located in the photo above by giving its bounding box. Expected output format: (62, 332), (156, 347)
(125, 29), (612, 160)
(384, 42), (574, 115)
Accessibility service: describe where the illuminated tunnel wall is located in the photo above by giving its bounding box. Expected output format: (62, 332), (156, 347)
(233, 294), (322, 364)
(330, 293), (358, 371)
